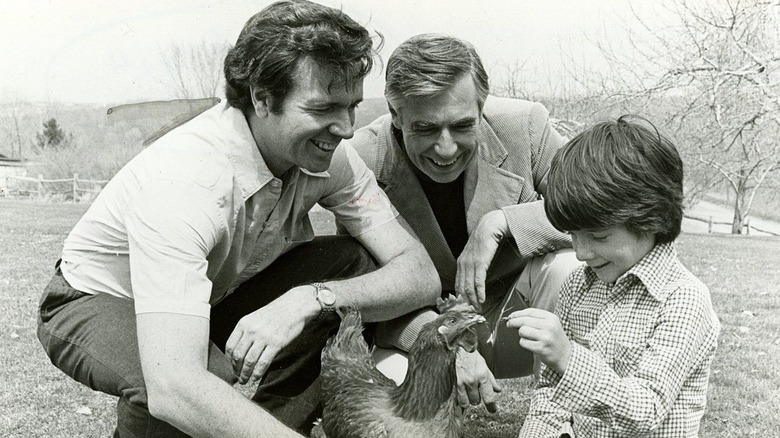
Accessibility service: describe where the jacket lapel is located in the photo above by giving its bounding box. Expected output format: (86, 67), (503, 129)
(376, 116), (525, 291)
(380, 137), (457, 289)
(464, 122), (525, 232)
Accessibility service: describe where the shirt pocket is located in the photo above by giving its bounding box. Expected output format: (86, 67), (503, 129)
(613, 342), (646, 377)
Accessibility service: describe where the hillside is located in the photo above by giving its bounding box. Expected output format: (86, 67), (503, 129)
(354, 97), (389, 129)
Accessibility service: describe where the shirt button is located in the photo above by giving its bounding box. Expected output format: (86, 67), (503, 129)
(271, 180), (281, 188)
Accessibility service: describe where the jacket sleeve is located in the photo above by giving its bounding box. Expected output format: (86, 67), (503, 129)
(502, 102), (570, 259)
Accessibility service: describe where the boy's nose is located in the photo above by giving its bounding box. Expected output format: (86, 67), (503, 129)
(572, 238), (594, 262)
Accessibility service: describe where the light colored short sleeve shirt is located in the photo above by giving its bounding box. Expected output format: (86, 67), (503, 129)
(61, 102), (398, 318)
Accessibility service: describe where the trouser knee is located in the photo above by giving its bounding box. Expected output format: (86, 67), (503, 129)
(522, 248), (581, 311)
(115, 393), (189, 438)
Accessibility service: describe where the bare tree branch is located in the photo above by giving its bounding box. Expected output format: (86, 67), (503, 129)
(160, 40), (230, 100)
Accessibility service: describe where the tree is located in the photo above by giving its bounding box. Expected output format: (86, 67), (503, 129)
(489, 58), (621, 142)
(36, 118), (72, 150)
(587, 0), (780, 234)
(0, 99), (26, 159)
(161, 40), (230, 99)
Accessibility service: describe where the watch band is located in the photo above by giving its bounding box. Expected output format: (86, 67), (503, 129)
(312, 282), (337, 321)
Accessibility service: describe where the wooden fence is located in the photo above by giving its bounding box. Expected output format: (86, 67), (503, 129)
(3, 174), (108, 200)
(684, 214), (780, 237)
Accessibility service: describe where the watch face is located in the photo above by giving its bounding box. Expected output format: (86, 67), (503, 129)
(319, 289), (336, 306)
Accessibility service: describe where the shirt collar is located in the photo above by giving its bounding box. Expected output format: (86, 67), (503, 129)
(618, 242), (678, 301)
(211, 103), (274, 201)
(208, 102), (330, 200)
(300, 168), (331, 178)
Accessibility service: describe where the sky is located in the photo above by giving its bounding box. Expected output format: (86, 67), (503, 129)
(0, 0), (662, 105)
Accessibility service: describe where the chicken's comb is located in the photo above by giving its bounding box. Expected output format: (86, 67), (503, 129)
(436, 293), (476, 313)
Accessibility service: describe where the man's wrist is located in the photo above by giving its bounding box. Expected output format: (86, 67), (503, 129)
(312, 282), (338, 322)
(488, 209), (510, 238)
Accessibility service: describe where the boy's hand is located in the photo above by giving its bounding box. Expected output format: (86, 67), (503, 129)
(504, 308), (571, 374)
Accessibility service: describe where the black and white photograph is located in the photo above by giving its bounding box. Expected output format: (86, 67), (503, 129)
(1, 1), (778, 437)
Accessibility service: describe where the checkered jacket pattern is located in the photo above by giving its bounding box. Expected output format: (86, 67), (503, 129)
(520, 243), (721, 437)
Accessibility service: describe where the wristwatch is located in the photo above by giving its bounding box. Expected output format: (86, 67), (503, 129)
(312, 282), (337, 321)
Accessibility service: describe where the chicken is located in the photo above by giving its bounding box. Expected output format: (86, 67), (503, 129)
(313, 295), (486, 438)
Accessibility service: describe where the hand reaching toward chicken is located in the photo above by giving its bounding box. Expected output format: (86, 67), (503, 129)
(225, 285), (318, 385)
(455, 209), (509, 312)
(314, 294), (488, 438)
(504, 308), (571, 374)
(456, 349), (501, 413)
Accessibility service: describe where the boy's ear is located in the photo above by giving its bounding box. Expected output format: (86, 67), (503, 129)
(250, 86), (270, 118)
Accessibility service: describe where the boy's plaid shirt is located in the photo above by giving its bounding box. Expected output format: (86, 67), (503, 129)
(520, 243), (721, 437)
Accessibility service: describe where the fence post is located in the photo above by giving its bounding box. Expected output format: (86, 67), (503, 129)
(708, 216), (712, 233)
(745, 218), (750, 235)
(38, 174), (44, 198)
(73, 173), (78, 201)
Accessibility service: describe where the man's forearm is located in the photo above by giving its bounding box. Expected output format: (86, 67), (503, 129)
(325, 246), (439, 322)
(138, 312), (303, 437)
(149, 369), (303, 438)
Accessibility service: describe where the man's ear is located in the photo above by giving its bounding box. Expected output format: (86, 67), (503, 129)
(250, 86), (270, 118)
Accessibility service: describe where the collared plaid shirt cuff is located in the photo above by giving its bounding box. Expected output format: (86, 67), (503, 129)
(520, 384), (573, 438)
(553, 341), (607, 413)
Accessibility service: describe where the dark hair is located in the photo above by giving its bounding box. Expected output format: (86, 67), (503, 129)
(384, 33), (489, 113)
(545, 115), (684, 244)
(223, 0), (381, 113)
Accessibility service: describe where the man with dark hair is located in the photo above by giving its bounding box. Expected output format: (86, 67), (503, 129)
(345, 34), (581, 394)
(36, 2), (439, 437)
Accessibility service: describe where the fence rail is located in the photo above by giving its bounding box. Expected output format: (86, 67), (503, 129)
(684, 214), (780, 237)
(3, 174), (108, 200)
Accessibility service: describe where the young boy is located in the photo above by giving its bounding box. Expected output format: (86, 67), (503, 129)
(506, 116), (720, 437)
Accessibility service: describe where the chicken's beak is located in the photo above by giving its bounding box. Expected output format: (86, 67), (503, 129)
(467, 314), (486, 326)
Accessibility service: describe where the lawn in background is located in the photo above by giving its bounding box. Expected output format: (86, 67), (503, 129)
(1, 198), (778, 437)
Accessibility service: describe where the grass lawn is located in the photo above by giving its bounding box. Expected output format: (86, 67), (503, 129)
(1, 197), (778, 437)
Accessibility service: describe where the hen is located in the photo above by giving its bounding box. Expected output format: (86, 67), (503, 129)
(313, 295), (486, 438)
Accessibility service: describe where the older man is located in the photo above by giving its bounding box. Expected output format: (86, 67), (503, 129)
(345, 34), (581, 386)
(36, 2), (439, 437)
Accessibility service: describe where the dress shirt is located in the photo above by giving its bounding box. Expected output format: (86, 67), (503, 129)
(60, 102), (398, 318)
(520, 243), (720, 437)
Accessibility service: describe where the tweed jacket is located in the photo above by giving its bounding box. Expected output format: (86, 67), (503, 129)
(346, 96), (572, 293)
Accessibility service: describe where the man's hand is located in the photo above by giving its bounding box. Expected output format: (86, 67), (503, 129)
(456, 210), (509, 312)
(504, 308), (571, 374)
(455, 349), (502, 413)
(225, 286), (319, 385)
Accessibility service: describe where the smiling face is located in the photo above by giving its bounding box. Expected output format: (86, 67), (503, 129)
(392, 74), (481, 183)
(570, 225), (656, 284)
(250, 56), (363, 177)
